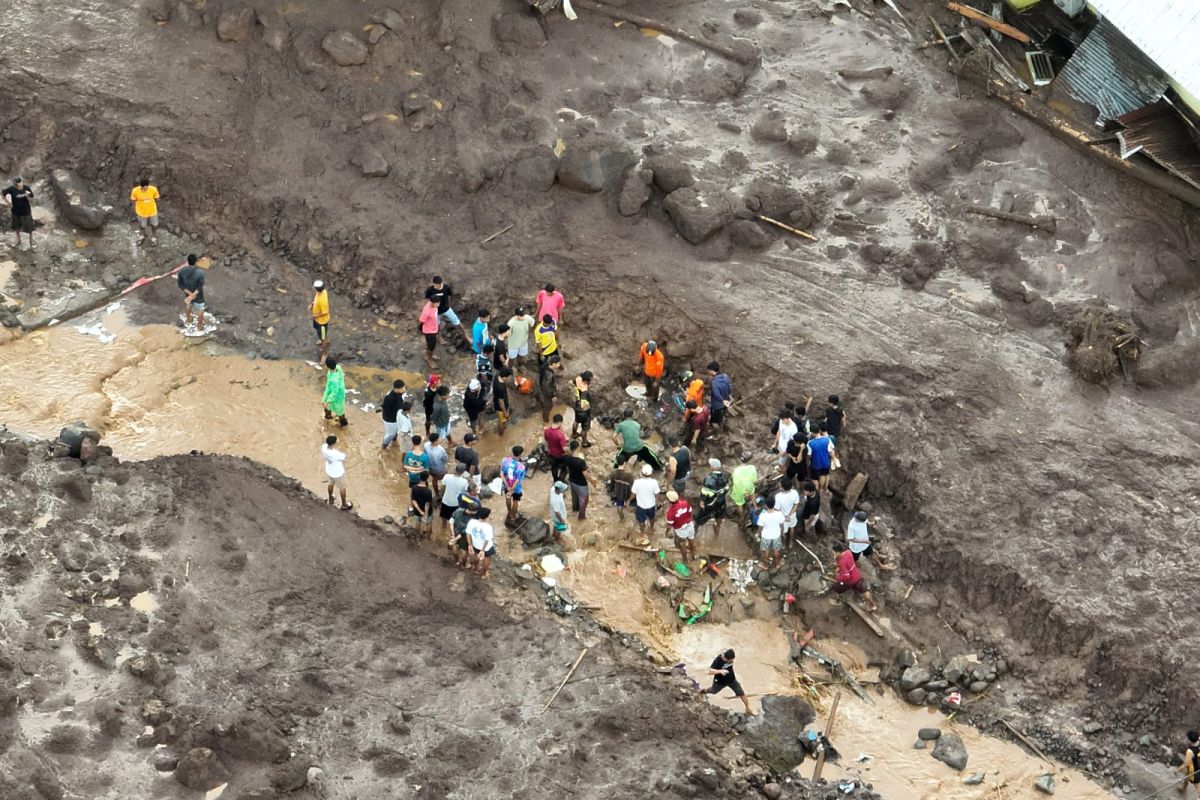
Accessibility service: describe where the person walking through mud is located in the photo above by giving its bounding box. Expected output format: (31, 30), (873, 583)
(570, 370), (594, 446)
(321, 434), (352, 511)
(697, 458), (730, 537)
(564, 439), (597, 520)
(466, 506), (497, 578)
(630, 464), (660, 544)
(730, 453), (758, 529)
(455, 432), (481, 488)
(463, 379), (487, 436)
(663, 435), (691, 497)
(322, 357), (348, 427)
(310, 280), (331, 364)
(2, 177), (36, 250)
(544, 413), (569, 483)
(664, 490), (696, 563)
(425, 431), (447, 496)
(424, 275), (470, 343)
(501, 445), (526, 525)
(536, 353), (563, 423)
(403, 435), (430, 489)
(408, 471), (434, 540)
(549, 481), (570, 540)
(422, 374), (441, 436)
(439, 463), (470, 535)
(378, 380), (409, 450)
(177, 253), (209, 332)
(130, 177), (161, 245)
(506, 306), (535, 374)
(419, 297), (440, 367)
(702, 649), (754, 715)
(757, 496), (785, 570)
(612, 408), (663, 471)
(637, 340), (665, 402)
(707, 362), (733, 429)
(846, 510), (895, 572)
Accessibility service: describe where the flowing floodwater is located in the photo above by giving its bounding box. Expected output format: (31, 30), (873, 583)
(0, 305), (1117, 799)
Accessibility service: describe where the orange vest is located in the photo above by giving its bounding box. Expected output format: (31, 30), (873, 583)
(686, 378), (704, 406)
(640, 343), (664, 378)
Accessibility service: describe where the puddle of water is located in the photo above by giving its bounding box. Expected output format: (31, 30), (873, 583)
(130, 591), (157, 614)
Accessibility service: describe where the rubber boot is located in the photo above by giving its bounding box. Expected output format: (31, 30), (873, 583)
(338, 415), (349, 427)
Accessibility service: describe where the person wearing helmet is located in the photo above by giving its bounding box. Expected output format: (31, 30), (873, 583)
(309, 280), (331, 364)
(637, 340), (665, 402)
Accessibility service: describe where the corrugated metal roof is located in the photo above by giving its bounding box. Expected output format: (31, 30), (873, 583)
(1089, 0), (1200, 104)
(1116, 101), (1200, 191)
(1059, 18), (1169, 125)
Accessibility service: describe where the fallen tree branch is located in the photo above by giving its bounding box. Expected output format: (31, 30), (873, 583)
(965, 205), (1056, 234)
(543, 648), (588, 713)
(573, 0), (760, 66)
(945, 2), (1030, 44)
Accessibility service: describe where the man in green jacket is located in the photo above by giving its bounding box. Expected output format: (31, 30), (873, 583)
(323, 357), (348, 427)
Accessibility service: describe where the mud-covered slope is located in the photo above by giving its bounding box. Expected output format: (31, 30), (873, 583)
(0, 434), (795, 800)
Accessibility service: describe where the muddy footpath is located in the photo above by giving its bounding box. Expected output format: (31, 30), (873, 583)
(3, 0), (1200, 798)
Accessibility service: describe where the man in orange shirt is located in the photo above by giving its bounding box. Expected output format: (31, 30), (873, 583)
(684, 371), (705, 407)
(637, 340), (664, 402)
(129, 178), (161, 245)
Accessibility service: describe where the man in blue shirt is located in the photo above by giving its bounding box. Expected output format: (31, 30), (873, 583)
(501, 445), (527, 525)
(471, 308), (492, 354)
(807, 422), (836, 492)
(707, 361), (733, 427)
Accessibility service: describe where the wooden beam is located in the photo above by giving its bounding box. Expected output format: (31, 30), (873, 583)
(945, 2), (1030, 44)
(812, 693), (841, 781)
(846, 600), (885, 638)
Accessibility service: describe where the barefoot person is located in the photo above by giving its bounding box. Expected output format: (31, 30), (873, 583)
(664, 490), (696, 563)
(757, 496), (785, 570)
(466, 507), (496, 578)
(630, 464), (660, 544)
(506, 306), (536, 374)
(177, 254), (209, 331)
(321, 435), (352, 510)
(130, 177), (161, 245)
(501, 445), (526, 525)
(310, 280), (331, 364)
(846, 510), (895, 572)
(702, 649), (754, 716)
(322, 357), (348, 427)
(2, 177), (35, 250)
(419, 298), (440, 367)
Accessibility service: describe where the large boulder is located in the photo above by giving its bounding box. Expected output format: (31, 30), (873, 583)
(216, 6), (255, 42)
(555, 144), (633, 193)
(644, 154), (694, 194)
(617, 167), (653, 216)
(50, 170), (111, 230)
(931, 732), (968, 771)
(663, 187), (733, 244)
(519, 518), (551, 547)
(175, 747), (231, 790)
(736, 695), (816, 772)
(322, 30), (368, 66)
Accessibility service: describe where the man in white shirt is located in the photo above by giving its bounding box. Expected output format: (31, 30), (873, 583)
(439, 464), (470, 536)
(846, 510), (894, 572)
(322, 435), (352, 511)
(549, 481), (570, 540)
(773, 409), (798, 470)
(757, 495), (785, 570)
(466, 507), (496, 578)
(630, 463), (660, 544)
(773, 479), (800, 548)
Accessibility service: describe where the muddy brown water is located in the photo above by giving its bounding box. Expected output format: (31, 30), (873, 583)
(0, 309), (1115, 798)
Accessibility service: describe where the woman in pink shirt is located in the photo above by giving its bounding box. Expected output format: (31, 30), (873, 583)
(535, 283), (565, 326)
(419, 300), (440, 367)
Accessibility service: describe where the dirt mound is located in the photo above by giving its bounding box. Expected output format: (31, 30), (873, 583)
(1063, 303), (1140, 384)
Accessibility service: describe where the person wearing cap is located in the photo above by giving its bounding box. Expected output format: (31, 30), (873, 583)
(129, 177), (161, 245)
(612, 408), (663, 471)
(846, 510), (894, 571)
(833, 544), (876, 612)
(322, 356), (348, 427)
(462, 378), (487, 436)
(536, 353), (563, 423)
(455, 432), (481, 487)
(432, 384), (453, 443)
(506, 306), (536, 374)
(706, 362), (733, 428)
(698, 458), (730, 536)
(570, 370), (594, 447)
(730, 454), (758, 527)
(501, 445), (527, 526)
(534, 313), (558, 364)
(177, 253), (210, 332)
(629, 463), (661, 543)
(2, 177), (36, 250)
(664, 489), (696, 562)
(452, 487), (481, 567)
(637, 340), (665, 402)
(310, 280), (331, 364)
(419, 297), (440, 367)
(549, 481), (570, 540)
(564, 439), (597, 520)
(424, 275), (470, 342)
(439, 463), (470, 535)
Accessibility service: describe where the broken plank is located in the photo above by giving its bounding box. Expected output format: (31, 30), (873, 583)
(801, 646), (872, 703)
(945, 2), (1030, 44)
(573, 0), (758, 65)
(1001, 719), (1052, 763)
(812, 692), (841, 781)
(846, 600), (886, 638)
(965, 205), (1056, 234)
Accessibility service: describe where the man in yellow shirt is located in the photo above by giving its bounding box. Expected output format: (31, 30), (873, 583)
(309, 280), (331, 363)
(129, 178), (161, 245)
(534, 314), (558, 365)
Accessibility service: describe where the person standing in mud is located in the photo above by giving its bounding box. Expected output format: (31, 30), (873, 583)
(536, 353), (563, 423)
(439, 463), (470, 536)
(463, 379), (487, 437)
(637, 340), (665, 402)
(799, 480), (820, 537)
(432, 384), (453, 443)
(177, 253), (209, 331)
(425, 431), (448, 497)
(730, 453), (758, 528)
(322, 357), (348, 427)
(493, 366), (513, 436)
(424, 275), (470, 343)
(564, 439), (597, 520)
(663, 435), (691, 497)
(534, 314), (558, 365)
(471, 308), (492, 355)
(630, 464), (660, 544)
(378, 380), (408, 450)
(824, 394), (845, 444)
(757, 496), (785, 570)
(506, 306), (535, 375)
(570, 370), (594, 447)
(408, 471), (434, 540)
(501, 445), (526, 525)
(544, 413), (569, 484)
(419, 297), (440, 367)
(771, 409), (799, 471)
(612, 408), (663, 471)
(535, 282), (565, 332)
(321, 434), (352, 511)
(422, 374), (441, 436)
(129, 177), (161, 245)
(493, 323), (511, 373)
(466, 506), (497, 578)
(697, 458), (730, 537)
(807, 422), (836, 493)
(774, 478), (800, 549)
(402, 435), (430, 489)
(833, 544), (876, 613)
(682, 399), (710, 448)
(455, 432), (482, 488)
(549, 481), (570, 540)
(310, 280), (331, 365)
(707, 362), (733, 429)
(702, 649), (754, 716)
(846, 510), (894, 572)
(664, 490), (696, 563)
(2, 177), (36, 250)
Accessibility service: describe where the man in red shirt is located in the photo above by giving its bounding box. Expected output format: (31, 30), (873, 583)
(833, 545), (876, 612)
(683, 400), (711, 447)
(663, 490), (696, 562)
(544, 413), (569, 483)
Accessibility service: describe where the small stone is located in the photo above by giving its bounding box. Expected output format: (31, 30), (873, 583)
(913, 739), (927, 750)
(917, 728), (942, 741)
(368, 25), (387, 45)
(895, 650), (917, 669)
(899, 666), (931, 690)
(969, 680), (989, 694)
(1083, 721), (1102, 735)
(964, 773), (985, 786)
(905, 687), (926, 705)
(750, 110), (789, 143)
(760, 782), (782, 800)
(322, 30), (369, 66)
(375, 8), (404, 29)
(1034, 774), (1056, 795)
(353, 145), (389, 177)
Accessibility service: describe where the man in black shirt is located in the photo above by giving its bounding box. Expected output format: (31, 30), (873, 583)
(702, 649), (754, 715)
(455, 433), (481, 487)
(537, 353), (563, 423)
(424, 275), (469, 341)
(2, 177), (35, 249)
(825, 395), (845, 444)
(378, 379), (408, 449)
(409, 471), (434, 540)
(799, 480), (821, 536)
(176, 254), (209, 330)
(493, 367), (513, 436)
(564, 439), (597, 520)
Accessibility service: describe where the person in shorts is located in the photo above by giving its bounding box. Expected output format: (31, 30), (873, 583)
(846, 510), (894, 572)
(664, 490), (696, 562)
(432, 384), (453, 443)
(506, 306), (535, 374)
(549, 481), (570, 540)
(424, 275), (469, 342)
(807, 422), (836, 492)
(833, 544), (876, 612)
(493, 366), (513, 436)
(130, 177), (161, 245)
(2, 177), (35, 250)
(176, 253), (209, 330)
(408, 471), (434, 540)
(500, 445), (526, 525)
(466, 507), (496, 578)
(439, 464), (470, 535)
(757, 495), (785, 570)
(321, 435), (352, 511)
(630, 464), (660, 543)
(702, 649), (754, 715)
(451, 494), (478, 566)
(419, 297), (440, 367)
(610, 465), (633, 523)
(773, 479), (800, 549)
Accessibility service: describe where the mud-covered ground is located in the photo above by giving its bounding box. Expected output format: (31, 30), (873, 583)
(2, 0), (1200, 797)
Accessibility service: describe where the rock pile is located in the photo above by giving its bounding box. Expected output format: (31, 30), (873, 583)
(891, 650), (1006, 708)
